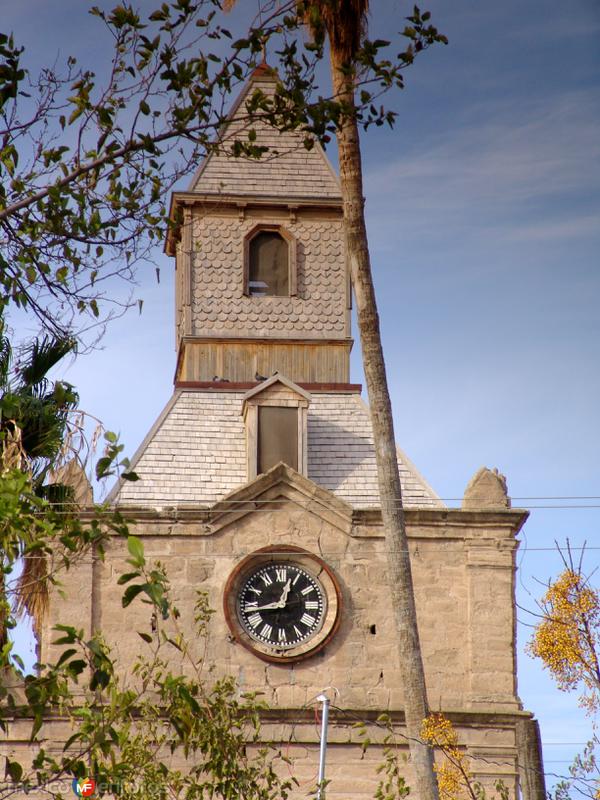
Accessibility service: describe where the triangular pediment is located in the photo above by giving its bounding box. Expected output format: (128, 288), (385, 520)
(207, 462), (352, 535)
(187, 65), (342, 202)
(242, 373), (311, 414)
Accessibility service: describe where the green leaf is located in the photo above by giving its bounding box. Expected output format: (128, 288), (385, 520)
(127, 535), (145, 567)
(122, 583), (144, 608)
(5, 759), (23, 782)
(117, 571), (141, 585)
(55, 647), (77, 667)
(95, 456), (113, 479)
(52, 625), (78, 644)
(122, 470), (139, 481)
(90, 667), (110, 690)
(67, 659), (87, 676)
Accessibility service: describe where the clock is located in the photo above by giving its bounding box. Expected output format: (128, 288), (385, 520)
(223, 546), (342, 663)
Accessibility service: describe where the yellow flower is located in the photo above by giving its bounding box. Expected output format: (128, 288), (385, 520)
(421, 714), (471, 800)
(527, 569), (600, 711)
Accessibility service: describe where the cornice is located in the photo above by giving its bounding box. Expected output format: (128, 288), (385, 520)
(165, 193), (343, 254)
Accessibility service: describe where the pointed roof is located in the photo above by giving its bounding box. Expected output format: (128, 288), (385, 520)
(187, 65), (342, 201)
(108, 389), (443, 509)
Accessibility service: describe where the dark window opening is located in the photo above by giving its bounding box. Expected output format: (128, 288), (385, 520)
(258, 406), (298, 473)
(370, 624), (377, 635)
(249, 232), (289, 296)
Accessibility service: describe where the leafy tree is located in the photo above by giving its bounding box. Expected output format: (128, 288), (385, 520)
(528, 545), (600, 799)
(421, 714), (510, 800)
(0, 0), (431, 343)
(0, 2), (270, 338)
(1, 537), (294, 800)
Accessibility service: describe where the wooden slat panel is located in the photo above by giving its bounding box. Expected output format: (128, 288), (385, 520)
(178, 340), (351, 383)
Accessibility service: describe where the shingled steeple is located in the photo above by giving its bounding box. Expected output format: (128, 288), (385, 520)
(167, 65), (352, 385)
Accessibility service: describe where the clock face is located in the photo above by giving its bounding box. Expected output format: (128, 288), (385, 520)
(223, 547), (342, 663)
(237, 563), (326, 649)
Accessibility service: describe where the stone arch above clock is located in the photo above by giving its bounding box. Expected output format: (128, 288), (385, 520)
(166, 66), (352, 385)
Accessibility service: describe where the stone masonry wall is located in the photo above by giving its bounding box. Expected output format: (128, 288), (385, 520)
(34, 502), (524, 799)
(43, 506), (520, 712)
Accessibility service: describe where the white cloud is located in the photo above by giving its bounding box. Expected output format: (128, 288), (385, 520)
(365, 88), (600, 245)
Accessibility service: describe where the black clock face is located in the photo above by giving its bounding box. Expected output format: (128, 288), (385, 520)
(237, 563), (326, 649)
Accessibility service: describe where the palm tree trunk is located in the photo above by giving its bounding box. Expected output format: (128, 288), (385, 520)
(331, 63), (439, 800)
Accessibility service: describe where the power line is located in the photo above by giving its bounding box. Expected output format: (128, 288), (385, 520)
(39, 498), (600, 512)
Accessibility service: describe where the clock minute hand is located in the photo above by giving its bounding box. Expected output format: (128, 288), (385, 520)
(251, 600), (282, 611)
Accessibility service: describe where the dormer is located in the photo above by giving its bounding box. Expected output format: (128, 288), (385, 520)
(242, 374), (311, 481)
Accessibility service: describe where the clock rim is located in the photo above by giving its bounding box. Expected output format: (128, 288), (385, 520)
(223, 545), (342, 664)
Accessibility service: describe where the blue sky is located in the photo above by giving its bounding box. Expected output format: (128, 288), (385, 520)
(6, 0), (600, 789)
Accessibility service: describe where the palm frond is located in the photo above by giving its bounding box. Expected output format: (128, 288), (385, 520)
(20, 335), (76, 387)
(15, 554), (49, 640)
(0, 574), (8, 649)
(0, 326), (11, 389)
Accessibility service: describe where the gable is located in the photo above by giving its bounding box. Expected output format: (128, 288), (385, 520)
(208, 461), (353, 535)
(242, 373), (311, 406)
(188, 67), (342, 201)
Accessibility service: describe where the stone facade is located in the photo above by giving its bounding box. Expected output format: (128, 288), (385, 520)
(48, 470), (525, 717)
(35, 466), (535, 799)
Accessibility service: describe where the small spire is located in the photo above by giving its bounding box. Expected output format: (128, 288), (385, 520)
(251, 59), (277, 79)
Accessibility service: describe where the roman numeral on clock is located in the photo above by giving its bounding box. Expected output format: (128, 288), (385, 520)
(301, 585), (315, 596)
(260, 623), (273, 639)
(305, 600), (319, 610)
(275, 568), (287, 582)
(278, 628), (287, 642)
(248, 613), (262, 629)
(261, 573), (273, 586)
(300, 613), (316, 627)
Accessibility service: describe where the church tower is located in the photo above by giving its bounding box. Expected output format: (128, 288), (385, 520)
(169, 62), (351, 388)
(39, 67), (545, 799)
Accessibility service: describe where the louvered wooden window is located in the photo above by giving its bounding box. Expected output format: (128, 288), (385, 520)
(243, 225), (297, 297)
(257, 406), (299, 473)
(249, 232), (289, 296)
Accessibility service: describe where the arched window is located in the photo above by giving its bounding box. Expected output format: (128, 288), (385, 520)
(243, 225), (296, 297)
(249, 232), (288, 296)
